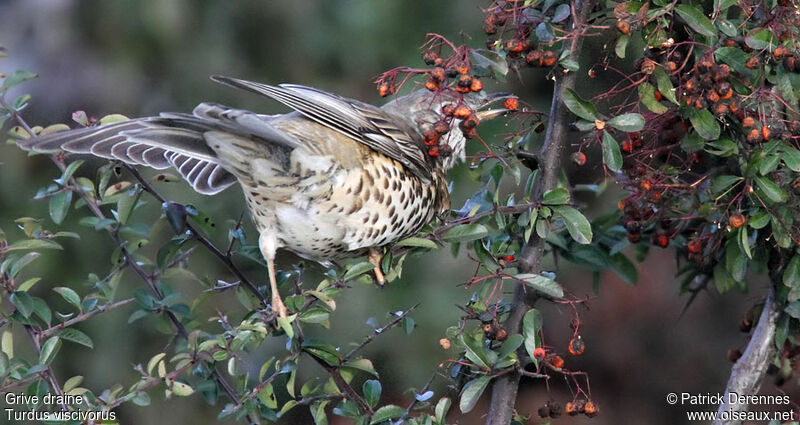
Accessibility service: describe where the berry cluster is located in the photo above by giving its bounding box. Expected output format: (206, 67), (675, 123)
(612, 34), (800, 264)
(482, 4), (559, 69)
(375, 35), (517, 159)
(565, 399), (599, 418)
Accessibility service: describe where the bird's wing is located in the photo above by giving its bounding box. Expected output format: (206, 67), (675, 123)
(211, 75), (431, 181)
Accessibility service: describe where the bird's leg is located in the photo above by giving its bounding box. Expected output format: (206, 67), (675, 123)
(260, 233), (288, 318)
(368, 248), (386, 286)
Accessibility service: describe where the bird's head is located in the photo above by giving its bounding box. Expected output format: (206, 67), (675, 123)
(382, 89), (515, 170)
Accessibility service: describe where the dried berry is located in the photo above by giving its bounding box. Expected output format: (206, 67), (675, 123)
(470, 78), (483, 92)
(423, 51), (439, 65)
(424, 79), (439, 92)
(453, 105), (472, 119)
(423, 130), (440, 146)
(584, 401), (599, 418)
(442, 103), (456, 117)
(627, 232), (642, 243)
(542, 50), (557, 67)
(742, 116), (756, 128)
(745, 56), (760, 69)
(565, 401), (578, 416)
(762, 125), (771, 141)
(433, 120), (450, 135)
(430, 66), (446, 83)
(545, 354), (564, 369)
(461, 113), (480, 129)
(568, 336), (585, 356)
(439, 338), (451, 349)
(457, 74), (473, 88)
(378, 82), (392, 97)
(687, 239), (703, 254)
(572, 151), (587, 166)
(616, 20), (630, 34)
(526, 50), (543, 66)
(747, 128), (761, 143)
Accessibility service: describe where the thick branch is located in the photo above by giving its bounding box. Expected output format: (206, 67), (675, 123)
(714, 284), (779, 425)
(485, 1), (595, 424)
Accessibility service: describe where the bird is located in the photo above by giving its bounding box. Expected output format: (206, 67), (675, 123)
(17, 75), (511, 318)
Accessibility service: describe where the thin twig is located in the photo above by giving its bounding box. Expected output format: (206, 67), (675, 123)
(344, 304), (419, 359)
(39, 298), (135, 338)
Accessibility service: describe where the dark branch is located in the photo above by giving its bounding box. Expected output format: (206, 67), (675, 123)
(485, 1), (596, 424)
(714, 284), (779, 424)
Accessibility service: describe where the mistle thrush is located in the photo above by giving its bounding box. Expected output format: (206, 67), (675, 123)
(17, 76), (510, 318)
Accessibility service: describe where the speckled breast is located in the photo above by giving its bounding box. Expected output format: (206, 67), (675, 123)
(241, 150), (449, 263)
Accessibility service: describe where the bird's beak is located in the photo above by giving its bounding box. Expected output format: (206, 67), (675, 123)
(476, 92), (516, 121)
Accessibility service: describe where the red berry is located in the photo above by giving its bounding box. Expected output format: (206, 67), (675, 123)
(504, 98), (519, 111)
(572, 152), (586, 166)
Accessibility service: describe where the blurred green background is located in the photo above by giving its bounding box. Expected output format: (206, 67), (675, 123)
(0, 1), (781, 424)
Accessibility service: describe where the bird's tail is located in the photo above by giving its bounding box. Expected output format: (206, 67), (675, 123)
(17, 114), (237, 195)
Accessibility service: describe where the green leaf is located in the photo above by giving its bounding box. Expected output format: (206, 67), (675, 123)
(299, 307), (330, 325)
(653, 67), (679, 105)
(470, 49), (509, 78)
(607, 113), (645, 132)
(258, 383), (278, 408)
(459, 333), (491, 368)
(744, 28), (776, 51)
(542, 188), (570, 205)
(784, 254), (800, 289)
(459, 376), (491, 413)
(53, 287), (82, 311)
(9, 291), (34, 318)
(39, 337), (61, 365)
(553, 205), (593, 244)
(172, 381), (194, 397)
(609, 253), (638, 285)
(9, 252), (40, 278)
(689, 109), (720, 140)
(343, 261), (375, 281)
(342, 358), (378, 377)
(442, 223), (489, 243)
(780, 144), (800, 172)
(562, 88), (598, 121)
(754, 176), (788, 203)
(615, 34), (630, 58)
(394, 237), (438, 250)
(496, 334), (523, 360)
(58, 328), (93, 348)
(638, 82), (669, 114)
(710, 175), (743, 195)
(362, 380), (381, 408)
(1, 70), (38, 91)
(5, 239), (62, 252)
(370, 405), (405, 424)
(435, 398), (451, 423)
(714, 47), (756, 79)
(522, 308), (543, 364)
(674, 4), (716, 37)
(601, 131), (623, 172)
(513, 273), (564, 298)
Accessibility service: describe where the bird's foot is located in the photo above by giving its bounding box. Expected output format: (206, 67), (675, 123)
(368, 248), (386, 286)
(272, 294), (288, 319)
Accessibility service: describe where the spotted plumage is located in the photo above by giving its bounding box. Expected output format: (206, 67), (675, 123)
(17, 76), (510, 318)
